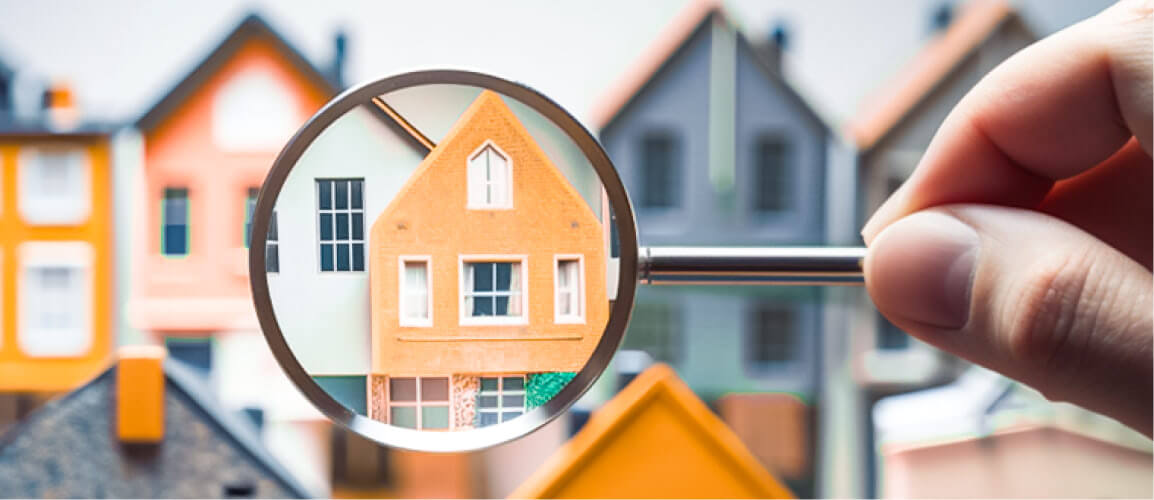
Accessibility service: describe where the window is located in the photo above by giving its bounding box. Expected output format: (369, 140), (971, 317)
(555, 256), (583, 323)
(165, 337), (212, 372)
(399, 258), (431, 326)
(623, 301), (680, 362)
(639, 132), (679, 208)
(244, 187), (258, 248)
(19, 262), (90, 357)
(461, 260), (525, 324)
(746, 302), (798, 371)
(212, 67), (302, 152)
(467, 142), (512, 209)
(317, 179), (365, 272)
(387, 377), (449, 430)
(877, 313), (910, 350)
(752, 135), (792, 212)
(19, 147), (90, 225)
(265, 211), (279, 273)
(476, 376), (525, 427)
(162, 188), (189, 256)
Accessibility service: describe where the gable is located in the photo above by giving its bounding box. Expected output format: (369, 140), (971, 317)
(512, 364), (793, 498)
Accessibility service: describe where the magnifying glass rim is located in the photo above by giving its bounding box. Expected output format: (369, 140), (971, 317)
(249, 70), (639, 452)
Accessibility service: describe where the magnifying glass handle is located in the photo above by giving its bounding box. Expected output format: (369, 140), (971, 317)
(638, 246), (866, 286)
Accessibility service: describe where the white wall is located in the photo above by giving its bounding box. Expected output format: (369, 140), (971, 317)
(269, 106), (425, 376)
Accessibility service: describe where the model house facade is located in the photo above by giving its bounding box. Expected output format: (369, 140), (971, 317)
(367, 90), (607, 430)
(0, 88), (114, 394)
(594, 0), (828, 413)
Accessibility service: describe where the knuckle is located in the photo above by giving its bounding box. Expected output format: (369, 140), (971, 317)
(1003, 251), (1094, 372)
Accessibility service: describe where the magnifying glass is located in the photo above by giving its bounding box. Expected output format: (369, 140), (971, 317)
(249, 70), (865, 453)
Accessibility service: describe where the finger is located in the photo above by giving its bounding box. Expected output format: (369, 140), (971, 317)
(1040, 138), (1153, 269)
(865, 206), (1153, 436)
(862, 0), (1153, 243)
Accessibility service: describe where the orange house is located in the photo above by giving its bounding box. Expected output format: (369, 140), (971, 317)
(131, 14), (335, 362)
(368, 90), (607, 430)
(0, 117), (114, 393)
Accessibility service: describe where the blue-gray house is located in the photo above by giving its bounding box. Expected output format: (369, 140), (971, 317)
(596, 3), (832, 404)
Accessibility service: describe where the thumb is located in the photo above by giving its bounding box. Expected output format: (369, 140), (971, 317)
(864, 206), (1153, 435)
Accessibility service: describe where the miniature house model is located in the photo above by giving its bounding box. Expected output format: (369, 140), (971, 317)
(367, 90), (607, 430)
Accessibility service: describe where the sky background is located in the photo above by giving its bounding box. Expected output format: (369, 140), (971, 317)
(0, 0), (1113, 130)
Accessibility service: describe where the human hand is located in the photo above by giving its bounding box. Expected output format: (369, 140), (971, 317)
(861, 0), (1152, 436)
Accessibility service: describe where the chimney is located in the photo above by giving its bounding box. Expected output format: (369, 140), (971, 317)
(764, 21), (790, 74)
(42, 81), (78, 131)
(117, 345), (166, 444)
(330, 29), (348, 88)
(930, 2), (954, 34)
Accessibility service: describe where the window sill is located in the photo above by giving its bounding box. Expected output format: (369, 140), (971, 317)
(397, 334), (581, 342)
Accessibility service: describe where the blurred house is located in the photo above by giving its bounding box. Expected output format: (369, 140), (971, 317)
(127, 13), (348, 494)
(0, 81), (116, 431)
(873, 366), (1153, 498)
(591, 0), (831, 492)
(0, 346), (311, 498)
(513, 363), (793, 499)
(366, 90), (607, 430)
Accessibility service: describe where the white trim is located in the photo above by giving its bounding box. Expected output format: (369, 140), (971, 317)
(458, 255), (529, 326)
(18, 146), (92, 226)
(17, 241), (94, 357)
(397, 256), (433, 327)
(553, 254), (586, 324)
(465, 140), (514, 210)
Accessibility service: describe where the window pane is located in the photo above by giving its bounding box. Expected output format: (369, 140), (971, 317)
(421, 377), (449, 401)
(336, 243), (350, 271)
(503, 377), (524, 390)
(164, 225), (187, 256)
(265, 244), (279, 273)
(502, 411), (522, 421)
(389, 378), (416, 401)
(754, 137), (791, 212)
(478, 395), (498, 408)
(624, 301), (679, 362)
(320, 244), (334, 271)
(390, 407), (416, 428)
(495, 296), (512, 316)
(319, 214), (333, 241)
(335, 180), (348, 209)
(318, 180), (332, 209)
(351, 180), (363, 209)
(421, 406), (449, 429)
(480, 377), (498, 391)
(479, 412), (499, 427)
(352, 244), (364, 272)
(267, 211), (278, 240)
(472, 263), (493, 291)
(749, 304), (797, 366)
(495, 262), (511, 291)
(336, 213), (349, 240)
(503, 395), (524, 408)
(641, 134), (677, 208)
(351, 213), (363, 240)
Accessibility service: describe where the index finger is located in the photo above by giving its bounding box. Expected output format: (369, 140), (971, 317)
(862, 0), (1153, 243)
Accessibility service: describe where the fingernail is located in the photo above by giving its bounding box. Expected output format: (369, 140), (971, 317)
(861, 185), (907, 245)
(866, 211), (979, 329)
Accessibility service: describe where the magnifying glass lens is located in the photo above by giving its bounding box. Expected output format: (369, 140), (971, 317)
(255, 74), (634, 450)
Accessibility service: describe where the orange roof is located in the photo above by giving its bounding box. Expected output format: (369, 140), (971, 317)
(510, 364), (794, 499)
(845, 0), (1019, 150)
(589, 0), (726, 130)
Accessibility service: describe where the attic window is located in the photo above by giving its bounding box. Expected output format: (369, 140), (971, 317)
(223, 482), (255, 498)
(212, 67), (302, 152)
(467, 142), (511, 209)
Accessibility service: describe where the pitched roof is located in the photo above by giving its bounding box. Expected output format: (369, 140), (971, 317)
(136, 12), (338, 132)
(0, 356), (312, 498)
(845, 0), (1027, 151)
(510, 364), (794, 498)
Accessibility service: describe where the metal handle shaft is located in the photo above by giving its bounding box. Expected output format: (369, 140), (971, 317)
(638, 246), (866, 286)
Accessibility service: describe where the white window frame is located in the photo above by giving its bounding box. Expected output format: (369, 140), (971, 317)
(397, 256), (433, 327)
(459, 255), (529, 326)
(315, 178), (366, 272)
(385, 376), (452, 430)
(18, 242), (93, 357)
(19, 146), (91, 226)
(553, 254), (585, 324)
(476, 375), (527, 426)
(466, 140), (513, 210)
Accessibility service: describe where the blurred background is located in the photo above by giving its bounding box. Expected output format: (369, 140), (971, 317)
(0, 0), (1149, 498)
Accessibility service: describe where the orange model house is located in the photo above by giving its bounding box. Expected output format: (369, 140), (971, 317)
(368, 90), (608, 430)
(510, 364), (794, 499)
(0, 85), (114, 396)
